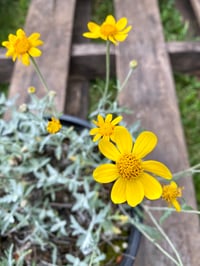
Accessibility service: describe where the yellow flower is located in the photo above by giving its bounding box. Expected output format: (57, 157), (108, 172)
(162, 181), (183, 212)
(83, 15), (132, 45)
(28, 86), (36, 94)
(90, 114), (123, 142)
(93, 127), (172, 207)
(2, 29), (43, 66)
(46, 117), (62, 134)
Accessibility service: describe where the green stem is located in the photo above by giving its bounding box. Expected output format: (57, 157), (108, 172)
(143, 205), (200, 214)
(119, 67), (133, 92)
(30, 56), (49, 93)
(103, 40), (111, 99)
(144, 206), (183, 266)
(173, 163), (200, 179)
(119, 205), (180, 265)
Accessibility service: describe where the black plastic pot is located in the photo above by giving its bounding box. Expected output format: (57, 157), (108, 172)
(59, 114), (142, 266)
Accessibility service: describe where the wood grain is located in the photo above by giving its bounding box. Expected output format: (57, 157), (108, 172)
(190, 0), (200, 27)
(0, 49), (13, 83)
(167, 41), (200, 72)
(8, 0), (76, 112)
(114, 0), (200, 265)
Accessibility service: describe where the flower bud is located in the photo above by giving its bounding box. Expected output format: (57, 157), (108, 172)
(129, 59), (138, 69)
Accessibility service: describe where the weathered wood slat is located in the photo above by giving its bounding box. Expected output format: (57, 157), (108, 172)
(5, 40), (200, 84)
(0, 44), (115, 83)
(190, 0), (200, 28)
(65, 0), (91, 118)
(114, 0), (200, 265)
(7, 0), (76, 112)
(167, 41), (200, 72)
(70, 43), (116, 78)
(0, 49), (13, 83)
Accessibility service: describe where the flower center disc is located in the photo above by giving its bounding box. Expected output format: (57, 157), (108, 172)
(162, 186), (182, 203)
(117, 154), (143, 180)
(101, 24), (117, 37)
(99, 122), (114, 137)
(15, 37), (30, 54)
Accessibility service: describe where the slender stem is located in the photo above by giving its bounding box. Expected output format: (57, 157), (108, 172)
(103, 40), (111, 99)
(119, 67), (133, 92)
(173, 163), (200, 179)
(143, 205), (200, 215)
(144, 206), (183, 266)
(119, 205), (180, 265)
(30, 56), (49, 92)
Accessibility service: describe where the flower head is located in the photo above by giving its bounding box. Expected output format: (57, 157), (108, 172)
(83, 15), (132, 45)
(28, 86), (36, 94)
(2, 29), (43, 66)
(162, 181), (183, 212)
(93, 127), (172, 207)
(46, 117), (62, 134)
(90, 114), (123, 142)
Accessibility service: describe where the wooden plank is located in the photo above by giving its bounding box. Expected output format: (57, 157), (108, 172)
(190, 0), (200, 28)
(70, 43), (116, 78)
(175, 0), (200, 37)
(65, 0), (91, 118)
(0, 43), (116, 84)
(114, 0), (200, 265)
(65, 75), (89, 119)
(167, 41), (200, 72)
(0, 49), (13, 83)
(8, 0), (76, 112)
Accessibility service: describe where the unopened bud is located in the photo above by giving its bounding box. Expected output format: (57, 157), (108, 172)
(129, 60), (138, 69)
(48, 90), (57, 99)
(28, 86), (36, 94)
(19, 103), (28, 112)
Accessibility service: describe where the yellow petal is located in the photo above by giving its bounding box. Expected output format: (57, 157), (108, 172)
(12, 53), (17, 61)
(142, 160), (172, 180)
(121, 25), (132, 34)
(97, 114), (104, 125)
(111, 177), (127, 204)
(140, 173), (162, 200)
(2, 41), (9, 48)
(28, 47), (42, 57)
(170, 181), (178, 188)
(105, 113), (112, 123)
(111, 116), (122, 125)
(114, 127), (133, 154)
(171, 199), (181, 212)
(28, 32), (41, 41)
(99, 139), (121, 161)
(100, 34), (108, 41)
(132, 131), (157, 159)
(8, 34), (17, 42)
(93, 133), (101, 142)
(116, 17), (127, 30)
(108, 36), (117, 45)
(114, 33), (128, 42)
(110, 126), (125, 142)
(126, 180), (144, 207)
(105, 15), (116, 25)
(21, 53), (30, 66)
(82, 32), (100, 39)
(17, 29), (25, 37)
(88, 22), (100, 32)
(93, 164), (119, 183)
(6, 49), (14, 57)
(89, 128), (99, 135)
(30, 39), (44, 47)
(102, 135), (110, 141)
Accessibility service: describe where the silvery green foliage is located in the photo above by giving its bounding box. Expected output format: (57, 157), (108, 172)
(0, 92), (131, 265)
